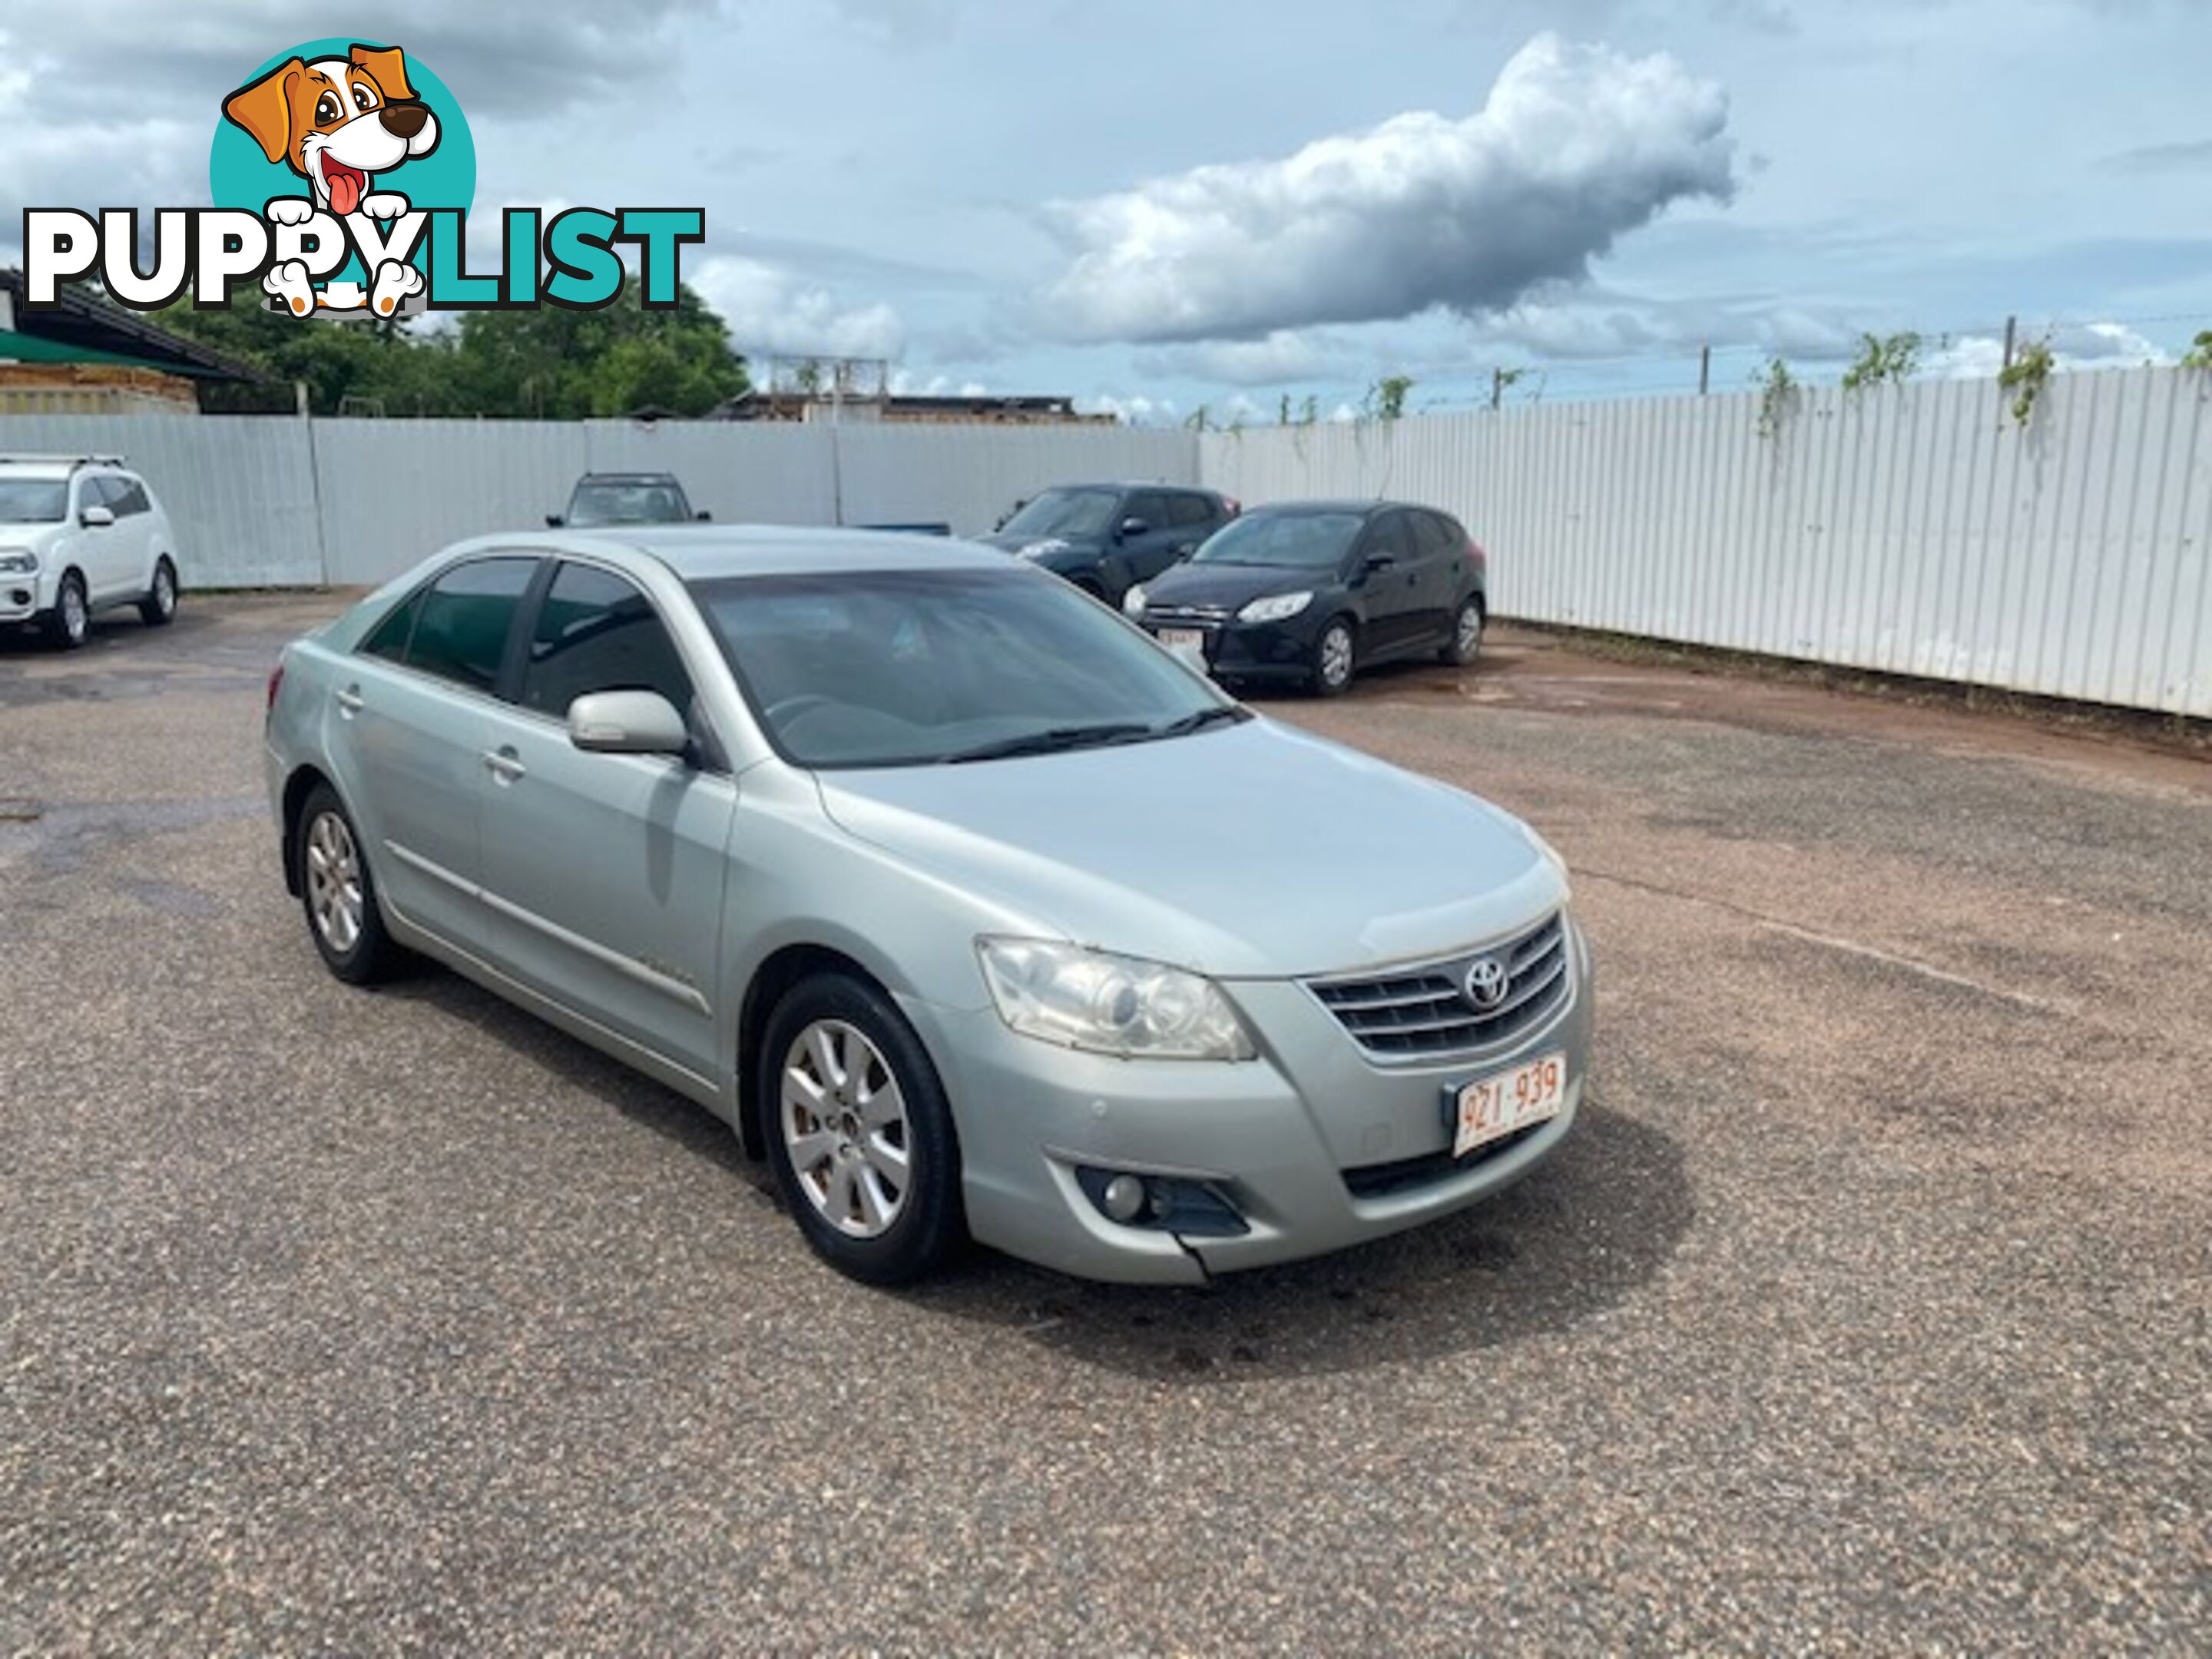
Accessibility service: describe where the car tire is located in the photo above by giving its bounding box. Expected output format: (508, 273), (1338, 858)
(1311, 617), (1356, 697)
(1439, 596), (1484, 667)
(760, 972), (965, 1285)
(42, 569), (89, 650)
(138, 558), (178, 628)
(295, 783), (402, 985)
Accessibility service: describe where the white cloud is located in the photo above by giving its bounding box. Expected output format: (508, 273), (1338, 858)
(690, 255), (905, 360)
(1080, 392), (1180, 426)
(1040, 32), (1736, 343)
(1922, 320), (2168, 380)
(1134, 330), (1337, 385)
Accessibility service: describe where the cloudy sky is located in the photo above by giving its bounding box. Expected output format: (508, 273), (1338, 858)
(5, 0), (2210, 419)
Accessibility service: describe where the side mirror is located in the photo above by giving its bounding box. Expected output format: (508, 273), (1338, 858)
(695, 509), (712, 522)
(568, 690), (690, 758)
(1118, 516), (1149, 540)
(80, 505), (115, 528)
(545, 513), (565, 528)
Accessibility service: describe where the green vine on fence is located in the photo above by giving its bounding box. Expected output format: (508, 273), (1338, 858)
(1998, 336), (2053, 427)
(1363, 375), (1415, 423)
(2182, 330), (2212, 371)
(1753, 355), (1796, 439)
(1840, 330), (1922, 392)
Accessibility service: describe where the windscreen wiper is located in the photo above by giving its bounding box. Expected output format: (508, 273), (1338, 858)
(939, 723), (1156, 763)
(1151, 704), (1249, 740)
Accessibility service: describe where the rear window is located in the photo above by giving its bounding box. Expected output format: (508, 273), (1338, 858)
(1169, 494), (1218, 528)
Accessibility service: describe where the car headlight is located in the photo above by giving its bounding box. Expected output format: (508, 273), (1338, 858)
(1122, 583), (1147, 617)
(976, 938), (1257, 1061)
(0, 549), (37, 575)
(1237, 591), (1313, 624)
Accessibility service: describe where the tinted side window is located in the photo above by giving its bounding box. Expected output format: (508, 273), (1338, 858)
(1169, 493), (1216, 528)
(1412, 513), (1459, 560)
(520, 562), (694, 720)
(110, 478), (152, 517)
(405, 557), (538, 693)
(74, 476), (112, 515)
(1358, 513), (1414, 565)
(360, 589), (423, 663)
(1126, 492), (1172, 530)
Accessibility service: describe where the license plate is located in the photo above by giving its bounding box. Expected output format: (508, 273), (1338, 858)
(1158, 628), (1206, 651)
(1450, 1051), (1568, 1158)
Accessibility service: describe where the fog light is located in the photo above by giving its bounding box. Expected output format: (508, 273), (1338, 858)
(1101, 1174), (1147, 1223)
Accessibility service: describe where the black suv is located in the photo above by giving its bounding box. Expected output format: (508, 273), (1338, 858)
(1130, 500), (1488, 696)
(979, 484), (1236, 605)
(548, 472), (710, 528)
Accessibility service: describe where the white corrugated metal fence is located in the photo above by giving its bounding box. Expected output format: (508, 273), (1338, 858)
(1202, 366), (2212, 717)
(5, 371), (2210, 716)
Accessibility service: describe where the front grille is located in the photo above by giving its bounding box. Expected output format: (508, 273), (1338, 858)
(1307, 912), (1569, 1058)
(1144, 603), (1232, 628)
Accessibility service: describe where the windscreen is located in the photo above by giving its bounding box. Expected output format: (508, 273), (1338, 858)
(689, 566), (1234, 768)
(1188, 512), (1365, 570)
(0, 481), (68, 524)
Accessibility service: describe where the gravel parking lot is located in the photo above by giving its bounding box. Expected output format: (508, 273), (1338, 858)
(3, 594), (2206, 1654)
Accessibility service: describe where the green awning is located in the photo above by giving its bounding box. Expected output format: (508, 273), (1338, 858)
(0, 328), (206, 376)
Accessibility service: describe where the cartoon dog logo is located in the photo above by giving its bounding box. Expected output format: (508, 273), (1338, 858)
(223, 44), (439, 316)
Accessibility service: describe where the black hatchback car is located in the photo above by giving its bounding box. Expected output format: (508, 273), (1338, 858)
(977, 483), (1236, 606)
(1128, 500), (1488, 696)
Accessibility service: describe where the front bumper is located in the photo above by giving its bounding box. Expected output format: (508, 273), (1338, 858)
(909, 919), (1593, 1284)
(1141, 613), (1320, 680)
(0, 561), (49, 624)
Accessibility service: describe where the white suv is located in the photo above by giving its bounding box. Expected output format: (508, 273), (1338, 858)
(0, 455), (182, 648)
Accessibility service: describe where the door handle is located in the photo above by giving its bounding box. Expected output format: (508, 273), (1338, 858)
(335, 685), (363, 717)
(483, 746), (527, 783)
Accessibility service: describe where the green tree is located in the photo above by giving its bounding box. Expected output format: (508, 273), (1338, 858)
(150, 273), (748, 418)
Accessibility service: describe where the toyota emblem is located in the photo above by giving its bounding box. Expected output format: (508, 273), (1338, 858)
(1462, 955), (1511, 1011)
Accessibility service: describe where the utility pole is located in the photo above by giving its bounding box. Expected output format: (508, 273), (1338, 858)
(1698, 343), (1710, 396)
(1490, 368), (1505, 412)
(2002, 316), (2017, 373)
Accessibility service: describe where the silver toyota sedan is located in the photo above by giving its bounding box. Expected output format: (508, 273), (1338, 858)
(265, 527), (1590, 1285)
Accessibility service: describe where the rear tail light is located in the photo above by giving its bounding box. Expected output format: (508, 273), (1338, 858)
(266, 658), (286, 714)
(1225, 498), (1242, 517)
(1467, 535), (1487, 570)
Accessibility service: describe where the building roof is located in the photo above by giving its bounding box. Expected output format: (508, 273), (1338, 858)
(0, 271), (261, 382)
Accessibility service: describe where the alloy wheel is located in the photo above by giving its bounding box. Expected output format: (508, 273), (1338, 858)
(61, 581), (87, 644)
(154, 565), (176, 618)
(1319, 623), (1354, 690)
(1455, 603), (1483, 660)
(304, 810), (364, 953)
(780, 1019), (912, 1238)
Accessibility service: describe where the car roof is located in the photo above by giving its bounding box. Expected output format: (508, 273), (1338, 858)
(1032, 482), (1215, 493)
(575, 472), (684, 485)
(1233, 498), (1406, 517)
(459, 525), (1016, 581)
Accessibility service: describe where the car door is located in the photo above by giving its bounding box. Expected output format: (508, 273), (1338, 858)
(1406, 511), (1463, 646)
(335, 555), (541, 954)
(106, 475), (157, 598)
(475, 558), (736, 1084)
(1118, 490), (1187, 584)
(1349, 511), (1422, 655)
(70, 475), (126, 600)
